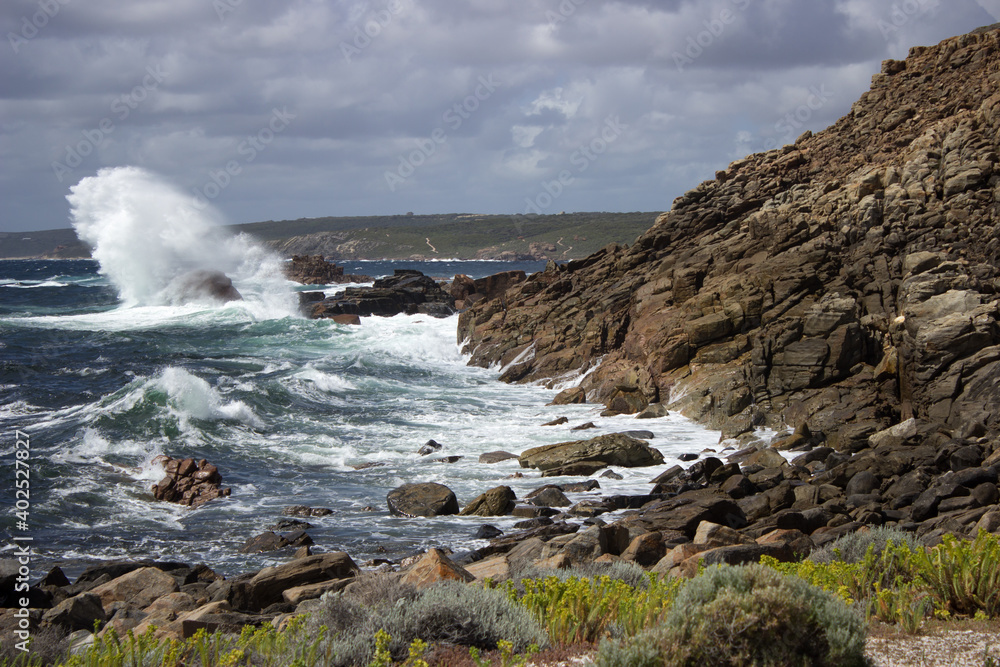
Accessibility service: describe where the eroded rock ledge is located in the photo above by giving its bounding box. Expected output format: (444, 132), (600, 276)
(459, 28), (1000, 444)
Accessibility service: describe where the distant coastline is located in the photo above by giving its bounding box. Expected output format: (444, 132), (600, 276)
(0, 211), (657, 261)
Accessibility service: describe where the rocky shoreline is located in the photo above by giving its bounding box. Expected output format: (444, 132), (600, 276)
(4, 26), (1000, 662)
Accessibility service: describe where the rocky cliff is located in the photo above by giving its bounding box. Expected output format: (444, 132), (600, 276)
(460, 27), (1000, 444)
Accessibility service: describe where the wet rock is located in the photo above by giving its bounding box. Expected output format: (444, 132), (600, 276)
(519, 433), (664, 473)
(600, 470), (624, 480)
(417, 439), (443, 456)
(474, 525), (504, 539)
(543, 416), (569, 426)
(151, 456), (231, 509)
(550, 387), (586, 405)
(283, 505), (333, 517)
(571, 421), (598, 431)
(386, 482), (460, 517)
(479, 451), (517, 464)
(526, 486), (572, 508)
(459, 486), (516, 516)
(166, 270), (242, 304)
(312, 270), (455, 319)
(284, 255), (372, 285)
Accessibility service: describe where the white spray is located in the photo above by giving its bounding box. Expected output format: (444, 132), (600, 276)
(67, 166), (296, 317)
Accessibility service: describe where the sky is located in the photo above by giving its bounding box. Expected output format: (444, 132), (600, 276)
(1, 0), (999, 233)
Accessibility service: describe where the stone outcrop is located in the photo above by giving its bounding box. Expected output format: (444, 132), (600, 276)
(459, 28), (1000, 445)
(311, 270), (456, 319)
(284, 255), (372, 285)
(450, 271), (527, 310)
(519, 433), (665, 476)
(151, 456), (231, 509)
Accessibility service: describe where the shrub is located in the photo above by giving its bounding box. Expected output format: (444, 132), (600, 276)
(596, 564), (868, 667)
(910, 530), (1000, 618)
(810, 526), (920, 564)
(312, 580), (547, 666)
(503, 572), (679, 644)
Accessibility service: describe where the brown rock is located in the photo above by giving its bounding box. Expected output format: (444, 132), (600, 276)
(550, 387), (586, 405)
(400, 548), (474, 590)
(386, 482), (459, 517)
(91, 567), (179, 611)
(519, 433), (664, 472)
(460, 486), (517, 516)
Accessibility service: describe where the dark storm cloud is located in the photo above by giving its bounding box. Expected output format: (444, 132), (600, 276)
(0, 0), (996, 231)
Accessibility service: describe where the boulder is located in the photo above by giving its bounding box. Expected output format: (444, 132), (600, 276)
(400, 549), (474, 589)
(41, 593), (106, 631)
(311, 270), (455, 319)
(459, 486), (516, 516)
(527, 486), (572, 507)
(386, 482), (459, 517)
(479, 451), (518, 464)
(166, 270), (242, 304)
(284, 255), (372, 285)
(91, 567), (179, 611)
(237, 552), (358, 611)
(550, 387), (586, 405)
(519, 433), (664, 472)
(151, 456), (231, 509)
(619, 531), (666, 567)
(417, 439), (443, 456)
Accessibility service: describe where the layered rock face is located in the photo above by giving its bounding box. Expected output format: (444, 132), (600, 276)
(460, 28), (1000, 441)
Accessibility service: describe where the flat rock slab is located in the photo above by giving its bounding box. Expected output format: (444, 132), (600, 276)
(519, 433), (665, 472)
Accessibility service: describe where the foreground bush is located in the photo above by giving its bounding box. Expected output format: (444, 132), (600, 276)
(498, 571), (680, 645)
(764, 529), (1000, 624)
(309, 579), (547, 666)
(595, 564), (868, 667)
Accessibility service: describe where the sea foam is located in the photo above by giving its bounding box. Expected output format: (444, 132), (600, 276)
(67, 166), (295, 317)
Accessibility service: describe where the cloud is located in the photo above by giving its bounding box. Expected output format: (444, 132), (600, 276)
(0, 0), (996, 231)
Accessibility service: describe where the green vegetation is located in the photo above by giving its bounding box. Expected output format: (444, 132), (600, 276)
(7, 531), (1000, 666)
(594, 564), (867, 667)
(0, 212), (659, 260)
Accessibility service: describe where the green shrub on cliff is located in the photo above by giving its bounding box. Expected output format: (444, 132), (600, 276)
(595, 564), (868, 667)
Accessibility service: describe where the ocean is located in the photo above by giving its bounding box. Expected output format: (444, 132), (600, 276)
(0, 168), (721, 580)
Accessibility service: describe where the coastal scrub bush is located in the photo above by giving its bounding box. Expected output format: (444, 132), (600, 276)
(310, 580), (547, 666)
(595, 564), (868, 667)
(809, 526), (920, 564)
(910, 530), (1000, 618)
(500, 572), (681, 644)
(510, 561), (650, 591)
